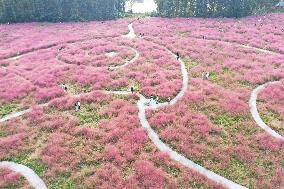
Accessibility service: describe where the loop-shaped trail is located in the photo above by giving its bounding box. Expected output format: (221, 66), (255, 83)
(2, 21), (283, 189)
(0, 28), (140, 188)
(108, 23), (247, 189)
(249, 81), (284, 141)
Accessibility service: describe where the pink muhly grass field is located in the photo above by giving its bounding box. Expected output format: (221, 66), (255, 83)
(0, 14), (283, 188)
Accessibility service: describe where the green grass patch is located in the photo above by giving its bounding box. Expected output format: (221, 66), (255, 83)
(4, 153), (29, 163)
(177, 31), (189, 37)
(74, 104), (103, 125)
(222, 67), (231, 73)
(217, 157), (254, 187)
(23, 159), (48, 177)
(238, 80), (252, 87)
(211, 113), (248, 135)
(63, 82), (91, 96)
(209, 72), (220, 82)
(212, 113), (235, 128)
(3, 154), (48, 177)
(279, 159), (284, 167)
(0, 103), (18, 118)
(0, 130), (9, 137)
(184, 58), (199, 70)
(260, 110), (281, 125)
(4, 182), (23, 189)
(48, 176), (83, 189)
(165, 165), (181, 177)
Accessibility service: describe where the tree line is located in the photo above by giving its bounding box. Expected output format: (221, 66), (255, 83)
(154, 0), (279, 18)
(0, 0), (125, 23)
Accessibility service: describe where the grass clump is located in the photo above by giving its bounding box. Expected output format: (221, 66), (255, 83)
(48, 176), (83, 189)
(74, 104), (102, 125)
(212, 113), (235, 128)
(0, 103), (18, 118)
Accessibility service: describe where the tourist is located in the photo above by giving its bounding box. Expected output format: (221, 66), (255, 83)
(156, 97), (159, 104)
(131, 87), (134, 94)
(168, 97), (171, 104)
(150, 95), (154, 102)
(64, 85), (68, 92)
(75, 101), (81, 112)
(176, 52), (180, 60)
(202, 72), (210, 80)
(60, 84), (67, 92)
(60, 83), (67, 92)
(58, 46), (64, 53)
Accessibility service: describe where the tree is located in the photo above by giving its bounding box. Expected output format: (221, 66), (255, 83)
(0, 0), (126, 23)
(154, 0), (278, 18)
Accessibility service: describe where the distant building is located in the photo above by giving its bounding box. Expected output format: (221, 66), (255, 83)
(125, 0), (157, 13)
(276, 0), (284, 7)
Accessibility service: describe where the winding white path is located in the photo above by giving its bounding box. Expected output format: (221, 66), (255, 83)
(4, 21), (282, 189)
(249, 81), (284, 141)
(1, 22), (248, 189)
(0, 104), (48, 123)
(107, 23), (247, 189)
(0, 161), (47, 189)
(123, 23), (136, 39)
(137, 51), (246, 189)
(241, 45), (280, 55)
(0, 47), (139, 123)
(108, 47), (139, 70)
(188, 36), (283, 56)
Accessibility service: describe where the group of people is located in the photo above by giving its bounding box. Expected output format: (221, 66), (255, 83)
(131, 87), (172, 104)
(59, 83), (81, 111)
(60, 83), (68, 93)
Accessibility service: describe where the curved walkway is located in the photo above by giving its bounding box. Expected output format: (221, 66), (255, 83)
(0, 26), (140, 189)
(0, 47), (139, 123)
(0, 161), (47, 189)
(4, 22), (281, 189)
(56, 46), (139, 70)
(123, 23), (136, 39)
(108, 23), (247, 189)
(241, 45), (280, 55)
(1, 22), (248, 189)
(187, 36), (284, 56)
(0, 104), (48, 123)
(249, 81), (284, 141)
(105, 47), (139, 70)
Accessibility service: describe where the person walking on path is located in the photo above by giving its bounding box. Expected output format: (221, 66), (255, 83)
(60, 84), (68, 93)
(202, 72), (210, 80)
(131, 87), (134, 94)
(58, 46), (64, 53)
(176, 52), (180, 60)
(75, 101), (81, 112)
